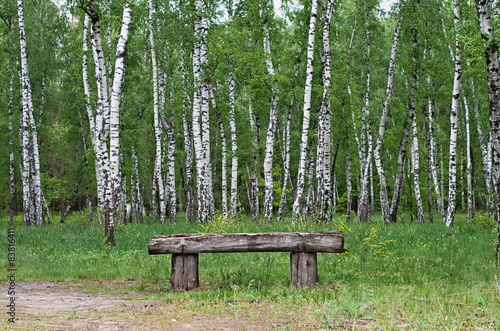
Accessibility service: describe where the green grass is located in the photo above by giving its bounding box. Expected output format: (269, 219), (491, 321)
(1, 211), (499, 329)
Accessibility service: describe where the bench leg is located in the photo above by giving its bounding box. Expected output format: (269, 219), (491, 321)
(170, 254), (199, 291)
(290, 252), (317, 288)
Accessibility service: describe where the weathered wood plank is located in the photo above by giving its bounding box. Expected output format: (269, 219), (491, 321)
(290, 252), (318, 288)
(148, 231), (345, 255)
(170, 254), (199, 291)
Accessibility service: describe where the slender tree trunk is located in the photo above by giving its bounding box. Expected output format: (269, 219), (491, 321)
(8, 74), (16, 226)
(180, 46), (195, 222)
(408, 15), (425, 224)
(193, 0), (214, 223)
(82, 14), (102, 220)
(373, 0), (407, 225)
(463, 94), (474, 222)
(228, 79), (238, 216)
(261, 5), (279, 222)
(183, 113), (195, 222)
(148, 0), (166, 223)
(316, 0), (334, 223)
(388, 117), (411, 223)
(357, 15), (372, 223)
(292, 0), (318, 222)
(475, 0), (500, 255)
(17, 0), (43, 226)
(445, 0), (462, 228)
(88, 1), (112, 230)
(108, 6), (132, 236)
(277, 106), (292, 221)
(248, 96), (260, 221)
(226, 0), (238, 216)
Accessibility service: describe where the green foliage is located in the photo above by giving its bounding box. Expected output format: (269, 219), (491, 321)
(473, 212), (497, 230)
(198, 211), (236, 233)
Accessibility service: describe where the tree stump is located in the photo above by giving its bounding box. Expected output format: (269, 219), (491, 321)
(170, 254), (199, 291)
(290, 252), (317, 288)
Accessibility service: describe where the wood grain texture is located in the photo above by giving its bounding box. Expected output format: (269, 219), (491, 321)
(170, 254), (199, 291)
(148, 231), (345, 255)
(290, 252), (318, 288)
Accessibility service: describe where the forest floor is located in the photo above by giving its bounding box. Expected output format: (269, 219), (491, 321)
(1, 280), (352, 330)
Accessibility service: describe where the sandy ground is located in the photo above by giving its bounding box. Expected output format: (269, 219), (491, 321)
(1, 280), (317, 330)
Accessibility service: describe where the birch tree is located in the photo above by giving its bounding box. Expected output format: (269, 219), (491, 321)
(148, 0), (166, 223)
(84, 2), (132, 244)
(315, 0), (334, 223)
(193, 0), (214, 223)
(409, 4), (425, 224)
(356, 6), (373, 223)
(261, 3), (279, 222)
(444, 0), (462, 228)
(475, 0), (500, 255)
(373, 0), (408, 225)
(292, 0), (319, 222)
(17, 0), (44, 226)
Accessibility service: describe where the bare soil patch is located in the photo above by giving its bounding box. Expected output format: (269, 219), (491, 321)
(1, 280), (318, 330)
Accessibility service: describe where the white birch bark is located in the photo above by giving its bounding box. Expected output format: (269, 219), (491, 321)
(227, 1), (238, 215)
(475, 0), (500, 254)
(292, 0), (318, 222)
(17, 0), (43, 226)
(180, 46), (195, 222)
(193, 0), (214, 223)
(409, 21), (425, 224)
(160, 109), (177, 223)
(248, 96), (260, 221)
(357, 14), (372, 223)
(463, 95), (474, 222)
(148, 0), (166, 223)
(220, 119), (228, 217)
(262, 6), (279, 222)
(82, 14), (104, 215)
(277, 107), (292, 221)
(183, 113), (195, 222)
(88, 2), (111, 229)
(445, 0), (462, 228)
(8, 74), (16, 226)
(373, 0), (407, 225)
(229, 71), (239, 215)
(167, 88), (177, 223)
(316, 0), (334, 223)
(109, 6), (132, 228)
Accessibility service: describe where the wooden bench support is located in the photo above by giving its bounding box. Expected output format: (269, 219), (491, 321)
(170, 254), (199, 291)
(290, 252), (317, 288)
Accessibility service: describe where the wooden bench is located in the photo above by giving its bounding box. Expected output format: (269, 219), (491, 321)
(148, 231), (345, 291)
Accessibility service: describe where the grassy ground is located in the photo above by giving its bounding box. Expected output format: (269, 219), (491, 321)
(1, 212), (499, 330)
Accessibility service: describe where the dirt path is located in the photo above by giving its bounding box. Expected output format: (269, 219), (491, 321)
(1, 281), (316, 330)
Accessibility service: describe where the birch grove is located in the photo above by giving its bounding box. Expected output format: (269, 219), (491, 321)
(3, 0), (500, 248)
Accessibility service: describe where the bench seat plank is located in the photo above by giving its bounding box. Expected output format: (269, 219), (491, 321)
(148, 231), (345, 255)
